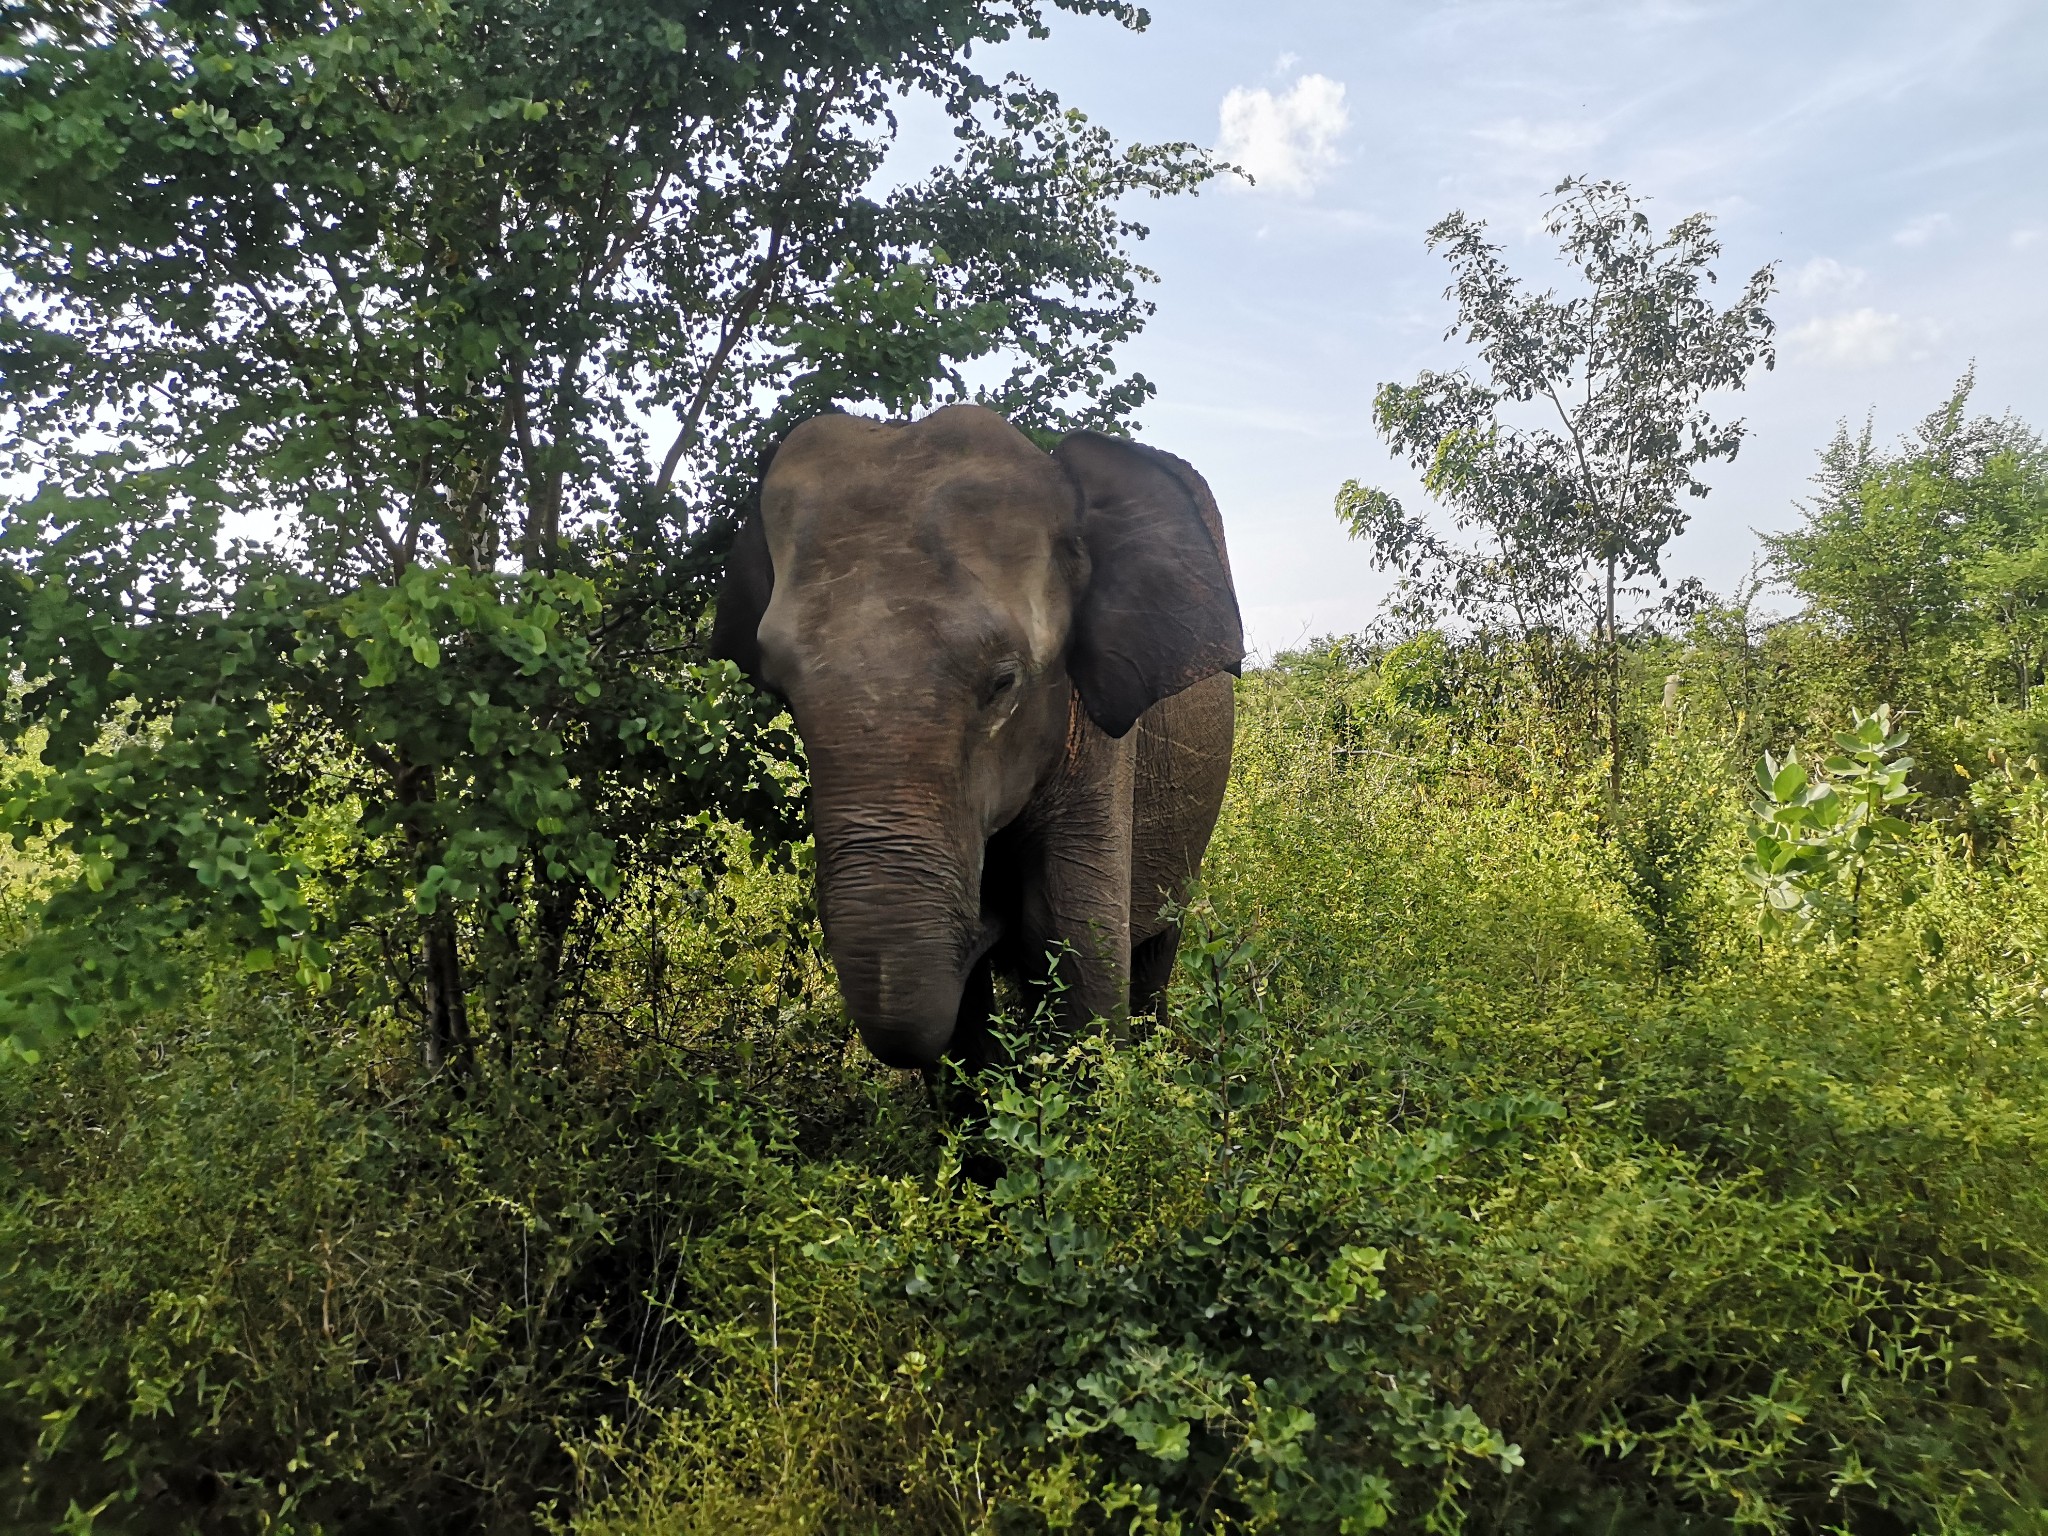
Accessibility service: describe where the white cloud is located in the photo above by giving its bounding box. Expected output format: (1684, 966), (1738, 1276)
(1788, 307), (1939, 366)
(1218, 74), (1349, 197)
(1789, 255), (1867, 299)
(2012, 228), (2044, 250)
(1892, 212), (1951, 246)
(1272, 51), (1300, 74)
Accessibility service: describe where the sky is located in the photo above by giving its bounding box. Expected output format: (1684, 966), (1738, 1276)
(936, 0), (2048, 658)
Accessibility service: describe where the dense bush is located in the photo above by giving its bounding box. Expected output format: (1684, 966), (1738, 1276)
(6, 631), (2048, 1532)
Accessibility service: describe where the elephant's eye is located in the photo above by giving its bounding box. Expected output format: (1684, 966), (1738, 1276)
(982, 667), (1020, 709)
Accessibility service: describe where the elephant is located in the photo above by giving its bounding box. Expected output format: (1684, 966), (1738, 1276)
(711, 403), (1242, 1072)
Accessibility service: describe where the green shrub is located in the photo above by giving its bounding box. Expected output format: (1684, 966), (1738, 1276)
(6, 660), (2048, 1533)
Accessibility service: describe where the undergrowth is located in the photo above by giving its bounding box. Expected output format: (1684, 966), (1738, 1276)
(4, 655), (2047, 1532)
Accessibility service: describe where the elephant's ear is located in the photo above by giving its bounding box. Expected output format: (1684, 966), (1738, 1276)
(708, 510), (774, 685)
(1056, 432), (1243, 740)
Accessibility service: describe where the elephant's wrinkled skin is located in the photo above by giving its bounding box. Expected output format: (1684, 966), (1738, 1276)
(712, 404), (1242, 1070)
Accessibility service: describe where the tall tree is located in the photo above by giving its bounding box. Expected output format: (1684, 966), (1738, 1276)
(0, 0), (1214, 1065)
(1336, 177), (1776, 802)
(1767, 373), (2048, 713)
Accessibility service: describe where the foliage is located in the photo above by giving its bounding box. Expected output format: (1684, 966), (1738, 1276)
(6, 67), (2048, 1529)
(0, 0), (1215, 1063)
(1336, 177), (1775, 798)
(1766, 371), (2048, 716)
(6, 630), (2048, 1530)
(1612, 724), (1741, 977)
(1742, 705), (1919, 941)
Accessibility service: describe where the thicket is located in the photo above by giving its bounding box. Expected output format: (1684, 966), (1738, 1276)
(5, 383), (2048, 1532)
(0, 0), (1207, 1069)
(5, 6), (2048, 1527)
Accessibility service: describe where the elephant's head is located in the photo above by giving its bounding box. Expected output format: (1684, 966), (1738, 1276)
(711, 404), (1240, 1067)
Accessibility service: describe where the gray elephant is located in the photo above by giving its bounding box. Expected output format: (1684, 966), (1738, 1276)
(711, 403), (1242, 1071)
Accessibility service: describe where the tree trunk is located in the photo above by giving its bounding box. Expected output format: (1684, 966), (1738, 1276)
(397, 758), (472, 1078)
(422, 911), (471, 1076)
(1604, 553), (1622, 811)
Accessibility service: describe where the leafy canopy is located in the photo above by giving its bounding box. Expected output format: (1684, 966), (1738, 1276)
(1337, 178), (1776, 639)
(0, 0), (1216, 1063)
(1766, 371), (2048, 713)
(1335, 177), (1774, 799)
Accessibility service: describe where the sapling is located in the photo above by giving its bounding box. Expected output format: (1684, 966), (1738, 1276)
(1743, 705), (1919, 942)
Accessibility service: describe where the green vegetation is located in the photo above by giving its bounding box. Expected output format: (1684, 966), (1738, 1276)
(1336, 178), (1777, 803)
(5, 380), (2048, 1530)
(1766, 371), (2048, 720)
(5, 7), (2048, 1531)
(0, 0), (1209, 1065)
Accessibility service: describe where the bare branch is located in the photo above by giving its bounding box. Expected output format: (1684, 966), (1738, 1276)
(651, 82), (839, 505)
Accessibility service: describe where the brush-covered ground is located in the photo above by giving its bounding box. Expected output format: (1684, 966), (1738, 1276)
(5, 641), (2047, 1534)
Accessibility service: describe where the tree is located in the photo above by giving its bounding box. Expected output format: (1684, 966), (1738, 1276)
(1767, 373), (2048, 713)
(1336, 178), (1776, 803)
(0, 0), (1215, 1065)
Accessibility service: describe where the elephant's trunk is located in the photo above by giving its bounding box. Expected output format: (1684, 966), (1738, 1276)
(807, 786), (989, 1070)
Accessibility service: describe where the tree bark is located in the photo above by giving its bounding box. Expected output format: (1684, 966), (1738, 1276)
(396, 758), (472, 1078)
(422, 911), (471, 1076)
(1604, 553), (1623, 811)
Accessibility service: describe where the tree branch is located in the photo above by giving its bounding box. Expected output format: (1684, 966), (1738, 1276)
(242, 282), (406, 573)
(651, 83), (838, 505)
(592, 161), (681, 290)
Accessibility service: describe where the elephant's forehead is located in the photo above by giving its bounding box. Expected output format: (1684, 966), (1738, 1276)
(759, 457), (1074, 663)
(763, 407), (1072, 548)
(769, 475), (1063, 572)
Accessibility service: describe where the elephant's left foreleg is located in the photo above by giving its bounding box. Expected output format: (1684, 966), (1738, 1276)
(1128, 921), (1180, 1023)
(946, 950), (999, 1073)
(1013, 720), (1138, 1033)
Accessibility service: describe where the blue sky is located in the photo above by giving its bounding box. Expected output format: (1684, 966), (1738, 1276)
(954, 0), (2048, 656)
